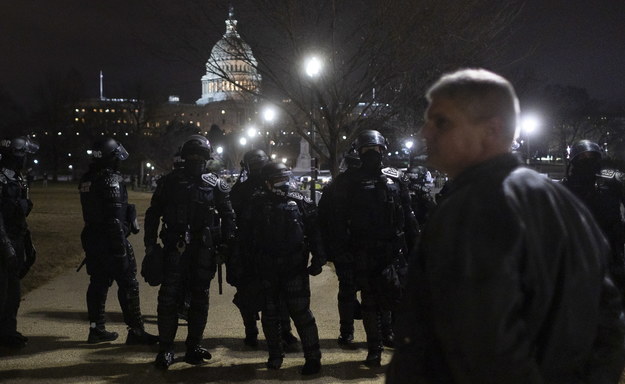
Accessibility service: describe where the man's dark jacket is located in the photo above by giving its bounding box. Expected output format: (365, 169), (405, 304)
(387, 153), (625, 384)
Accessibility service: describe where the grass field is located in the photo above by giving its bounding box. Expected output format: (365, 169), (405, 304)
(23, 182), (153, 294)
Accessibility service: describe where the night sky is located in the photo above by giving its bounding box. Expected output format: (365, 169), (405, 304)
(1, 0), (624, 109)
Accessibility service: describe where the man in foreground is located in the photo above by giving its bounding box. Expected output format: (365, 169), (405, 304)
(387, 68), (625, 383)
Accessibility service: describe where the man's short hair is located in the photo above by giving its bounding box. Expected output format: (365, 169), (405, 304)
(426, 68), (520, 141)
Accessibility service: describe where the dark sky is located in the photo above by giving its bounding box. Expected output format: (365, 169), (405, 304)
(1, 0), (624, 109)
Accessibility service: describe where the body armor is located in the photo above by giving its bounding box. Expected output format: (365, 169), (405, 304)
(144, 168), (235, 354)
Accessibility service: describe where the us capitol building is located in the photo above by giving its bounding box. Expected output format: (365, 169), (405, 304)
(72, 7), (278, 136)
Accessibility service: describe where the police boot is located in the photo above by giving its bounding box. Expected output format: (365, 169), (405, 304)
(0, 332), (28, 348)
(337, 332), (355, 348)
(88, 327), (119, 344)
(266, 353), (284, 370)
(184, 345), (212, 365)
(364, 348), (383, 367)
(126, 328), (159, 345)
(300, 358), (322, 375)
(382, 331), (395, 348)
(154, 350), (175, 370)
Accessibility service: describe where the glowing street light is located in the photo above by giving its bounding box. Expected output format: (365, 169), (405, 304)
(239, 137), (247, 146)
(247, 126), (258, 138)
(304, 56), (323, 78)
(216, 146), (223, 155)
(522, 115), (540, 134)
(263, 106), (276, 123)
(303, 54), (324, 204)
(521, 114), (541, 164)
(146, 162), (152, 168)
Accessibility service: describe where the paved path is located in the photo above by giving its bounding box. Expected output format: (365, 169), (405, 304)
(0, 232), (389, 383)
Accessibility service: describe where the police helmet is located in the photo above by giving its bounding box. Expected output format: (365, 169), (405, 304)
(242, 149), (269, 172)
(569, 140), (602, 162)
(261, 162), (292, 182)
(180, 135), (211, 160)
(352, 130), (388, 153)
(91, 137), (129, 161)
(0, 136), (40, 157)
(406, 166), (429, 183)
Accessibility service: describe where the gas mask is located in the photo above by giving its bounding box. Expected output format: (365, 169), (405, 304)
(184, 154), (208, 177)
(360, 149), (382, 173)
(571, 157), (600, 182)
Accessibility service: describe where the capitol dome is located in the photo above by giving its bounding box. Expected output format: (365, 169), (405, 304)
(196, 6), (261, 105)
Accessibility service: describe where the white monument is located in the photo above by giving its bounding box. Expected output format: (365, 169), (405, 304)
(294, 138), (312, 172)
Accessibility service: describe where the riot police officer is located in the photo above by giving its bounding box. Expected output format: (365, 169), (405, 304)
(0, 136), (38, 348)
(144, 134), (235, 370)
(78, 137), (157, 345)
(229, 149), (298, 348)
(405, 165), (436, 227)
(318, 152), (364, 348)
(326, 130), (417, 367)
(236, 162), (325, 375)
(562, 139), (625, 297)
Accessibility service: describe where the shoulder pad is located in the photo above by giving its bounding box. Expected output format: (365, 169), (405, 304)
(381, 167), (401, 179)
(288, 191), (313, 204)
(217, 178), (231, 193)
(598, 169), (625, 182)
(201, 173), (219, 187)
(0, 173), (7, 184)
(599, 169), (616, 179)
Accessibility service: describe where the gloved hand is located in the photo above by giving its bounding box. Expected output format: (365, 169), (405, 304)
(307, 263), (323, 276)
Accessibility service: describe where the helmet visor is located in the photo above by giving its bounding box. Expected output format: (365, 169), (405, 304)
(112, 143), (129, 160)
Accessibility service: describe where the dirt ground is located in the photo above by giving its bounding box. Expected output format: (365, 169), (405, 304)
(23, 182), (153, 294)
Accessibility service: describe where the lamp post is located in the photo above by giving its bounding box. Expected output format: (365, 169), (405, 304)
(304, 55), (323, 203)
(262, 106), (276, 155)
(522, 115), (540, 165)
(405, 140), (414, 168)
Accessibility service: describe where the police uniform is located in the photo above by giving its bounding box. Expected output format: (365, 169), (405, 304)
(330, 165), (417, 364)
(144, 167), (235, 362)
(79, 163), (150, 343)
(563, 168), (625, 294)
(0, 166), (35, 347)
(239, 186), (325, 373)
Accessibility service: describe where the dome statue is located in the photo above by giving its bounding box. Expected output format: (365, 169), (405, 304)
(196, 6), (261, 105)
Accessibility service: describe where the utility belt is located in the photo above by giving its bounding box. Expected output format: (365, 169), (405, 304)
(161, 225), (219, 254)
(351, 231), (406, 264)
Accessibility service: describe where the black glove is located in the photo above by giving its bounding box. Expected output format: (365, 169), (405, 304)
(142, 244), (164, 286)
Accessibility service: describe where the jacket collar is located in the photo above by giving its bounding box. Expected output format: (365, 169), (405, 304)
(447, 153), (523, 194)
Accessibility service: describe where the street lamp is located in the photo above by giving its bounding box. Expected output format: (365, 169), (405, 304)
(522, 114), (540, 165)
(262, 106), (277, 154)
(304, 55), (324, 203)
(405, 140), (414, 167)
